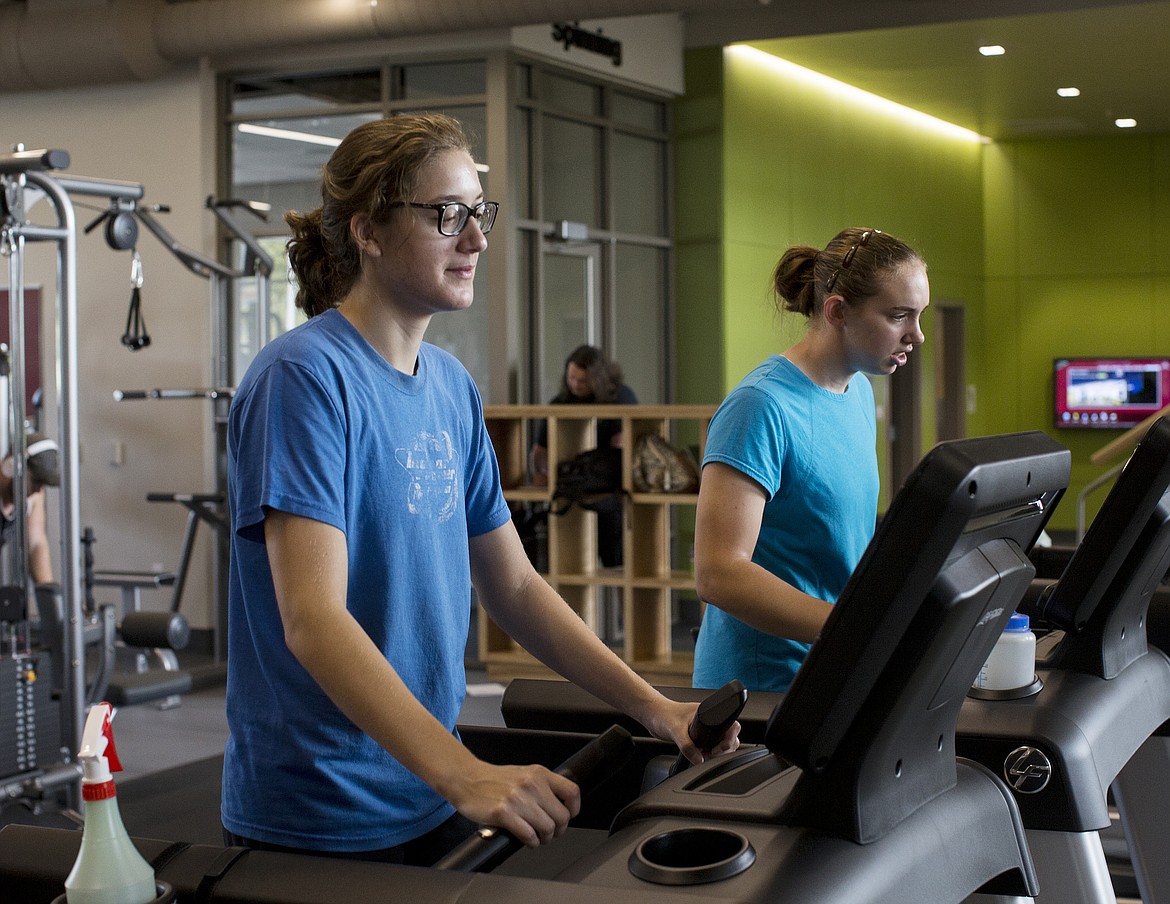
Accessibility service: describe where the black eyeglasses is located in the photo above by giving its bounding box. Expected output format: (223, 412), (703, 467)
(825, 228), (881, 293)
(389, 200), (499, 237)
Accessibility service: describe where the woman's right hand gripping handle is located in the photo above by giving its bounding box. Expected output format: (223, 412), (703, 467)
(670, 679), (748, 777)
(435, 725), (636, 873)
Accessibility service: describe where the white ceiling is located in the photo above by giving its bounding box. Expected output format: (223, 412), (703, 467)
(686, 0), (1170, 140)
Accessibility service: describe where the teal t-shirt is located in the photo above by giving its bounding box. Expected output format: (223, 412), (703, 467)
(693, 355), (878, 692)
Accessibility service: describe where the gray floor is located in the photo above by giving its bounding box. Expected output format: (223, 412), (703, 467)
(110, 666), (506, 784)
(111, 684), (229, 784)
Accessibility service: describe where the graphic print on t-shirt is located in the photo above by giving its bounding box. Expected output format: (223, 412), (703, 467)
(396, 430), (460, 522)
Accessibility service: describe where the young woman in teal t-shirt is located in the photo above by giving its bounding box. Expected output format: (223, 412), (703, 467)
(693, 228), (929, 692)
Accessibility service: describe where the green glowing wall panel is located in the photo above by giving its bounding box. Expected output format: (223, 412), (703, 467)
(677, 47), (1170, 530)
(675, 46), (984, 508)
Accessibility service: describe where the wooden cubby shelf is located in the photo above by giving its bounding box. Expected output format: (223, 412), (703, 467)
(480, 404), (716, 686)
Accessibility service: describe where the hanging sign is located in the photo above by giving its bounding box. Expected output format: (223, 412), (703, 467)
(551, 21), (622, 66)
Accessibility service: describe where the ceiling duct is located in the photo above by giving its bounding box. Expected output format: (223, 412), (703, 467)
(0, 0), (754, 93)
(0, 0), (170, 92)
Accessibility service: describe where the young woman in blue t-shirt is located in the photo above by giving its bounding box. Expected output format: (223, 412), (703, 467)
(222, 113), (738, 866)
(693, 228), (929, 693)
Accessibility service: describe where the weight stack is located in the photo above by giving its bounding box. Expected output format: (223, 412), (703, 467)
(0, 651), (61, 780)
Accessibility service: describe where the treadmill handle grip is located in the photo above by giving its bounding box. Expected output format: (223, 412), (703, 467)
(670, 679), (748, 776)
(434, 724), (635, 873)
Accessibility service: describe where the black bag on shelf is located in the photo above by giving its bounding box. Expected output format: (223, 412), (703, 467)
(550, 447), (626, 567)
(512, 502), (549, 572)
(550, 447), (624, 516)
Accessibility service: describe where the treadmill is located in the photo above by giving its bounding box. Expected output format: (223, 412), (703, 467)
(0, 431), (1069, 904)
(507, 420), (1170, 903)
(957, 415), (1170, 904)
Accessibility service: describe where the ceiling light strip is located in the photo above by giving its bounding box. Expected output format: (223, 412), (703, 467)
(238, 122), (342, 147)
(236, 122), (490, 171)
(730, 45), (988, 144)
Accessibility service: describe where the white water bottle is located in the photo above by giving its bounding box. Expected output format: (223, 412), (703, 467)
(64, 703), (157, 904)
(974, 612), (1037, 691)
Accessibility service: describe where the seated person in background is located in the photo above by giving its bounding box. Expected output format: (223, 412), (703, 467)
(530, 345), (637, 567)
(693, 228), (929, 693)
(0, 431), (59, 584)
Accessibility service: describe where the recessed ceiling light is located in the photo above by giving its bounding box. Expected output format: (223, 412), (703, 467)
(1115, 118), (1138, 129)
(978, 45), (1006, 56)
(1056, 87), (1081, 98)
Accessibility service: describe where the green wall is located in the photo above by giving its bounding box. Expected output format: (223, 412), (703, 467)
(675, 46), (985, 509)
(674, 47), (727, 408)
(982, 136), (1170, 530)
(676, 46), (1170, 531)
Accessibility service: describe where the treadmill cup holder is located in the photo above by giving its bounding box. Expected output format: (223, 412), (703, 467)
(967, 674), (1044, 701)
(627, 827), (756, 886)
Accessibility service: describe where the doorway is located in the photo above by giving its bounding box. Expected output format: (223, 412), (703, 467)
(538, 241), (602, 402)
(934, 305), (967, 442)
(888, 304), (966, 494)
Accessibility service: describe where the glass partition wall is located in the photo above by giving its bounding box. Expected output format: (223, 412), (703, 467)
(220, 53), (673, 406)
(513, 61), (671, 405)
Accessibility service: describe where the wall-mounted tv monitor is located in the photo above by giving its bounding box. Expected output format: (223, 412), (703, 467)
(1054, 357), (1170, 429)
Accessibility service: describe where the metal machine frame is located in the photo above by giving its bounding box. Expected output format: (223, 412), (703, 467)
(2, 147), (146, 765)
(1, 148), (270, 814)
(109, 196), (272, 663)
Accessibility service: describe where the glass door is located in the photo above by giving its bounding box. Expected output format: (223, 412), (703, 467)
(538, 242), (601, 402)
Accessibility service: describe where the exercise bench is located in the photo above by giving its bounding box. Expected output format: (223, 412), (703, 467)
(88, 570), (190, 709)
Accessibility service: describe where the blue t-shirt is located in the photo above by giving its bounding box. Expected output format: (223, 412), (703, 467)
(693, 355), (878, 693)
(221, 309), (511, 851)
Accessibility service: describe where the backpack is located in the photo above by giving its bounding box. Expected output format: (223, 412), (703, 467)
(550, 447), (624, 515)
(632, 434), (701, 494)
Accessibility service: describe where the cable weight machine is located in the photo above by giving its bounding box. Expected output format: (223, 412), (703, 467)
(103, 194), (273, 664)
(2, 147), (270, 816)
(2, 146), (146, 805)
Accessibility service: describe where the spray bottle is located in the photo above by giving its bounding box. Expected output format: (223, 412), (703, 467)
(63, 703), (158, 904)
